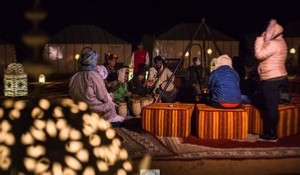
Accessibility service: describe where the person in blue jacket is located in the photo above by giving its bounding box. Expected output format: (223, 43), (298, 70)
(208, 54), (242, 108)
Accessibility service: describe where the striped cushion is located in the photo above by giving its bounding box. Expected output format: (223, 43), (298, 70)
(241, 104), (300, 138)
(195, 104), (248, 139)
(142, 103), (194, 137)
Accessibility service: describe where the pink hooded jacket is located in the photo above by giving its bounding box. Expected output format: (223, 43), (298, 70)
(254, 19), (287, 81)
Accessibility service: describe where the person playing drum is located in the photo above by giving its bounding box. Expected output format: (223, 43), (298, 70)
(146, 56), (177, 102)
(128, 67), (148, 98)
(109, 67), (132, 102)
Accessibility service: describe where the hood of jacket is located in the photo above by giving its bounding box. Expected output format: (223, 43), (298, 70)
(214, 54), (232, 70)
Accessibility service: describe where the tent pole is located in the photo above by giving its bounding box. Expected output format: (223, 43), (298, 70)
(155, 18), (222, 103)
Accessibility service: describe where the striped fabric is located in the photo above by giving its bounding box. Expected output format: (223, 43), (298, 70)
(241, 104), (300, 138)
(195, 104), (248, 139)
(142, 103), (194, 137)
(241, 104), (263, 135)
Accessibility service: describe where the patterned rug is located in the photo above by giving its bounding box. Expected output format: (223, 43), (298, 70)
(114, 127), (176, 159)
(115, 126), (300, 160)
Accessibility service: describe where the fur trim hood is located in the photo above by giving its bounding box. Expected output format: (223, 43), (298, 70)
(214, 54), (232, 70)
(265, 19), (284, 42)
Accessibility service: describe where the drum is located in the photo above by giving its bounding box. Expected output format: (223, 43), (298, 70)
(130, 98), (142, 118)
(116, 101), (127, 118)
(160, 81), (174, 92)
(146, 95), (155, 105)
(140, 98), (150, 109)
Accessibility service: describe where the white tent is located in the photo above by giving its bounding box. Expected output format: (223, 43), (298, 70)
(0, 38), (15, 75)
(283, 20), (300, 68)
(154, 23), (239, 69)
(43, 25), (132, 74)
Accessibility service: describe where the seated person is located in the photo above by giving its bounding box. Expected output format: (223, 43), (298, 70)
(69, 47), (124, 122)
(128, 67), (148, 98)
(109, 67), (132, 102)
(186, 57), (204, 101)
(103, 53), (119, 89)
(147, 56), (177, 102)
(208, 54), (242, 109)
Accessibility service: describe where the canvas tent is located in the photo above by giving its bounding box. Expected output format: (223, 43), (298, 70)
(283, 20), (300, 68)
(154, 23), (239, 70)
(0, 38), (15, 76)
(43, 25), (132, 74)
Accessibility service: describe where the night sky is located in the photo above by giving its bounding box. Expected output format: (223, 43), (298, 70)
(0, 0), (299, 57)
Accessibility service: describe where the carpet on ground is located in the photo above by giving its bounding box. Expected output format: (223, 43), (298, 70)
(115, 120), (300, 160)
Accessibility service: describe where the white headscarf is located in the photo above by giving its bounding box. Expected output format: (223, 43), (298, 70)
(97, 65), (108, 79)
(117, 68), (129, 83)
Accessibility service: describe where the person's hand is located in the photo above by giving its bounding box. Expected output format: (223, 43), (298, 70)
(107, 82), (114, 88)
(132, 94), (139, 98)
(124, 91), (132, 96)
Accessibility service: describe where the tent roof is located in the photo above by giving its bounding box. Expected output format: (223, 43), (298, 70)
(156, 23), (236, 41)
(283, 20), (300, 37)
(0, 38), (12, 44)
(48, 25), (130, 44)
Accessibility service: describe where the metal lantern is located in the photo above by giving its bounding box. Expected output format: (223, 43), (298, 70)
(3, 60), (28, 97)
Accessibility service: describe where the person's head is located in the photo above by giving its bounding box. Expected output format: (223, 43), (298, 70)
(192, 57), (201, 66)
(105, 53), (118, 67)
(118, 67), (129, 83)
(137, 42), (144, 50)
(265, 19), (284, 42)
(135, 67), (146, 81)
(214, 54), (232, 70)
(78, 47), (98, 71)
(153, 56), (165, 69)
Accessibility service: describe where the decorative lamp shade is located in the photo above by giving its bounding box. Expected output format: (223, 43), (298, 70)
(0, 98), (134, 175)
(3, 61), (28, 97)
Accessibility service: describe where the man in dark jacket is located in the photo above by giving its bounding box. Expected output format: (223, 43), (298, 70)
(186, 57), (203, 101)
(208, 54), (242, 108)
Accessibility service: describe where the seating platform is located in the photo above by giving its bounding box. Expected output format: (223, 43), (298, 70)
(194, 104), (248, 139)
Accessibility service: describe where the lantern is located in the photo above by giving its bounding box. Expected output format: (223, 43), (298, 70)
(38, 74), (45, 83)
(3, 60), (28, 97)
(128, 63), (134, 81)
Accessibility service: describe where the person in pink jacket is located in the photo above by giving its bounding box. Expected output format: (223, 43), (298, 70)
(254, 19), (289, 142)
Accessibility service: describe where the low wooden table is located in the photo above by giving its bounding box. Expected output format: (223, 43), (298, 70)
(142, 103), (194, 137)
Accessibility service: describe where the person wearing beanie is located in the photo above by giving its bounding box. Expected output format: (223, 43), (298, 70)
(208, 54), (242, 108)
(147, 56), (177, 102)
(131, 42), (150, 72)
(128, 67), (148, 97)
(69, 47), (125, 123)
(254, 19), (289, 142)
(186, 57), (204, 102)
(109, 67), (132, 101)
(103, 53), (119, 89)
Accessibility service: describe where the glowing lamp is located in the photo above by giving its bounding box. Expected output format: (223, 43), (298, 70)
(3, 60), (28, 97)
(207, 48), (212, 55)
(75, 54), (80, 60)
(185, 52), (189, 57)
(38, 74), (45, 83)
(290, 48), (296, 54)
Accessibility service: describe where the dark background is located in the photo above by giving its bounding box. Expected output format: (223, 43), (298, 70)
(0, 0), (299, 59)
